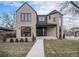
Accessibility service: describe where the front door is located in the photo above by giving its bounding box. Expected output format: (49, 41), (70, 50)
(37, 27), (47, 36)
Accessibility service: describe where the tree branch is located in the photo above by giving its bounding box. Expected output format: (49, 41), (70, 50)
(70, 1), (79, 9)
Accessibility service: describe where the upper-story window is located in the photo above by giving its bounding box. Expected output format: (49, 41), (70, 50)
(21, 13), (31, 22)
(39, 17), (45, 22)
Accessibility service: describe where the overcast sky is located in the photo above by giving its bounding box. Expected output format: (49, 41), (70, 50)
(0, 1), (79, 30)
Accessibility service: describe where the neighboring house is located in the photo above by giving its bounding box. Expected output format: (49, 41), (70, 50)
(65, 27), (79, 37)
(0, 27), (15, 42)
(16, 2), (63, 40)
(65, 30), (73, 36)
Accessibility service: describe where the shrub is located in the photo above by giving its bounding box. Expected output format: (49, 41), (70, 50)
(2, 35), (6, 42)
(10, 39), (14, 43)
(3, 39), (6, 42)
(25, 38), (28, 42)
(20, 38), (24, 42)
(16, 38), (18, 42)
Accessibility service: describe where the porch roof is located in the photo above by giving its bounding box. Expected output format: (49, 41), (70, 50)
(36, 24), (57, 27)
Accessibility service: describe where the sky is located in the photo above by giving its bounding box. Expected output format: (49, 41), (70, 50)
(0, 1), (79, 30)
(0, 1), (62, 14)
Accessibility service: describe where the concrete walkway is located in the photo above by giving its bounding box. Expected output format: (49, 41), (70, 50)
(26, 39), (44, 57)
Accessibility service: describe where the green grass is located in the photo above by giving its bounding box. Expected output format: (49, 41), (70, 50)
(0, 42), (33, 57)
(44, 39), (79, 57)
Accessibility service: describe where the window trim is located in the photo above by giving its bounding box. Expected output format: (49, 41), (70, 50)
(39, 16), (45, 22)
(21, 26), (31, 37)
(21, 13), (31, 22)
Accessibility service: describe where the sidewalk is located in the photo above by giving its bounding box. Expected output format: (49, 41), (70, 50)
(26, 39), (44, 57)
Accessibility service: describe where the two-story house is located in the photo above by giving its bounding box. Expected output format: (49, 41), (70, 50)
(16, 2), (63, 41)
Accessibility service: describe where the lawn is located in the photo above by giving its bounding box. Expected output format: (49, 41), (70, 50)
(44, 39), (79, 57)
(0, 42), (33, 57)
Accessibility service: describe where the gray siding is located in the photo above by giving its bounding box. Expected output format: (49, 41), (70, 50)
(37, 15), (47, 25)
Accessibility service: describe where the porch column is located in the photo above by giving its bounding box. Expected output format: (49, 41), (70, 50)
(61, 14), (63, 40)
(57, 25), (59, 39)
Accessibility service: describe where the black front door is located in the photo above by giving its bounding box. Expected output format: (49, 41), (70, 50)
(37, 27), (47, 36)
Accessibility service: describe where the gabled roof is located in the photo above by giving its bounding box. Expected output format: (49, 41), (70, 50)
(47, 10), (62, 16)
(16, 2), (37, 14)
(71, 27), (79, 30)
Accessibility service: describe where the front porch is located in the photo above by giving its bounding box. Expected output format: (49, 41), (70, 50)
(36, 24), (57, 38)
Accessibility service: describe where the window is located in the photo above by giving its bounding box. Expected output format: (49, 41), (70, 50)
(21, 13), (31, 22)
(39, 17), (45, 22)
(21, 26), (31, 37)
(49, 15), (51, 19)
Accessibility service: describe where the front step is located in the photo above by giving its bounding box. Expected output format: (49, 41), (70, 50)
(36, 36), (57, 40)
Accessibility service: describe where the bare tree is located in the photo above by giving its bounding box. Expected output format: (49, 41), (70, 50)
(1, 12), (15, 29)
(60, 1), (79, 15)
(71, 1), (79, 9)
(60, 1), (79, 38)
